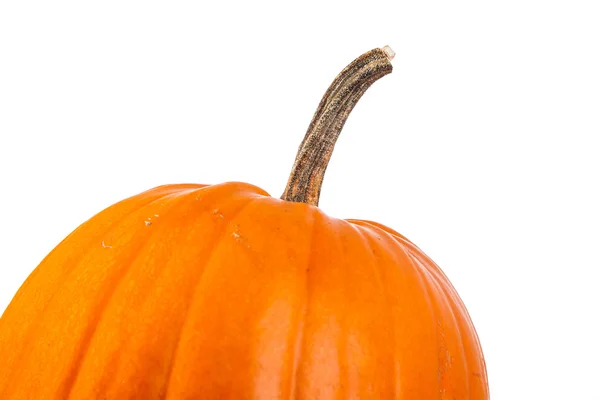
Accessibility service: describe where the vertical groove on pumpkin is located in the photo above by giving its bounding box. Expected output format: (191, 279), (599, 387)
(289, 210), (320, 399)
(62, 240), (153, 398)
(407, 248), (489, 398)
(332, 220), (350, 398)
(352, 220), (440, 397)
(402, 243), (471, 397)
(351, 220), (488, 398)
(0, 190), (177, 398)
(63, 189), (201, 398)
(350, 224), (400, 398)
(281, 47), (393, 206)
(162, 196), (261, 398)
(394, 234), (488, 396)
(406, 251), (471, 398)
(98, 186), (254, 398)
(395, 244), (444, 395)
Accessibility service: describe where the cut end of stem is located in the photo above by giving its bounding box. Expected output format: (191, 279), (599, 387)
(382, 45), (395, 61)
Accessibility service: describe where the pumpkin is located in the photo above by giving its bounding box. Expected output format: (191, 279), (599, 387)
(0, 46), (488, 399)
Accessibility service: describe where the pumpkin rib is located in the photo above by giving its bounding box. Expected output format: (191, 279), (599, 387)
(64, 186), (210, 398)
(292, 209), (354, 398)
(358, 220), (487, 396)
(345, 219), (416, 249)
(160, 196), (310, 398)
(401, 244), (474, 397)
(349, 223), (400, 398)
(331, 219), (352, 398)
(0, 185), (178, 330)
(66, 184), (264, 398)
(0, 188), (189, 397)
(407, 250), (471, 398)
(374, 226), (442, 396)
(62, 231), (165, 397)
(60, 188), (203, 399)
(23, 188), (199, 398)
(352, 221), (440, 396)
(397, 244), (446, 396)
(401, 240), (477, 330)
(288, 207), (319, 400)
(406, 248), (488, 397)
(394, 235), (488, 380)
(162, 195), (262, 398)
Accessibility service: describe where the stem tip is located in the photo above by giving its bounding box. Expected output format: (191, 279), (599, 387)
(382, 45), (396, 61)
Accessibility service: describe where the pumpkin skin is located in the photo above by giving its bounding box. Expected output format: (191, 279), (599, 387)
(0, 182), (487, 399)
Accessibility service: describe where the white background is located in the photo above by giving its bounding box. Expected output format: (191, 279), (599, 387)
(1, 1), (599, 398)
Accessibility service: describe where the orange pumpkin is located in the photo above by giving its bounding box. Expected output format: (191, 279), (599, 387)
(0, 46), (488, 399)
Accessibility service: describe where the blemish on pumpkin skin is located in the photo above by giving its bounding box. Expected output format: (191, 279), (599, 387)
(232, 224), (242, 240)
(231, 225), (251, 248)
(212, 209), (225, 219)
(144, 215), (154, 226)
(101, 241), (112, 249)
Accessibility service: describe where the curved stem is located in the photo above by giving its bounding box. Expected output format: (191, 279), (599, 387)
(281, 46), (395, 206)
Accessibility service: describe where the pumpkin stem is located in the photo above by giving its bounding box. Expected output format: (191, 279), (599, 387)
(281, 46), (395, 206)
